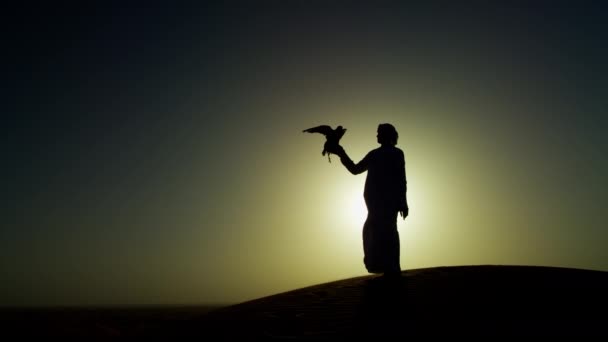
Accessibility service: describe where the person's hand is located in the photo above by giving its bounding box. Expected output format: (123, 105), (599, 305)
(399, 205), (409, 220)
(326, 143), (345, 157)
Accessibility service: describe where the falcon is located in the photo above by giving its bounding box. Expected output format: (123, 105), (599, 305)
(302, 125), (347, 162)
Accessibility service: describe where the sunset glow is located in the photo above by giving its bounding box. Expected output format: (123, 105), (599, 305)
(3, 3), (607, 307)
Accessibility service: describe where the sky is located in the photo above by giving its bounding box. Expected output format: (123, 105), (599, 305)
(2, 2), (607, 306)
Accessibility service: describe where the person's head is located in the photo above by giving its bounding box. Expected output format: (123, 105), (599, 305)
(377, 123), (398, 146)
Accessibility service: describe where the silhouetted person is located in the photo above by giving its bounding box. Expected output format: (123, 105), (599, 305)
(330, 123), (408, 278)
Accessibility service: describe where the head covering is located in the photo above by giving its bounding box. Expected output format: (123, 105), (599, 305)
(378, 123), (398, 145)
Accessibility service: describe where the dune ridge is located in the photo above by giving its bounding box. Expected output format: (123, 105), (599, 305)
(3, 265), (607, 337)
(200, 265), (608, 338)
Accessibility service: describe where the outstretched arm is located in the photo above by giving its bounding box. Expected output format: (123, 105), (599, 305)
(332, 145), (368, 175)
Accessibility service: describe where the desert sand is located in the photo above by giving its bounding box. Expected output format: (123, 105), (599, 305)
(3, 265), (607, 337)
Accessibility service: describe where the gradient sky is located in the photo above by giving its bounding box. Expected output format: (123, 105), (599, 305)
(3, 2), (607, 306)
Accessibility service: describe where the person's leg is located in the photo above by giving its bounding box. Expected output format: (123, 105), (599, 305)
(363, 212), (383, 273)
(379, 210), (401, 277)
(364, 209), (401, 275)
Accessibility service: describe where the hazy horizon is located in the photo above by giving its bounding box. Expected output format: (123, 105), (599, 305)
(3, 2), (607, 306)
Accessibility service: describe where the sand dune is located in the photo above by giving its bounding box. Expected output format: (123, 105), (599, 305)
(3, 265), (607, 337)
(199, 265), (608, 338)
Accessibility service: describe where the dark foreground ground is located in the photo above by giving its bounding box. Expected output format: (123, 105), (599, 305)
(2, 265), (607, 337)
